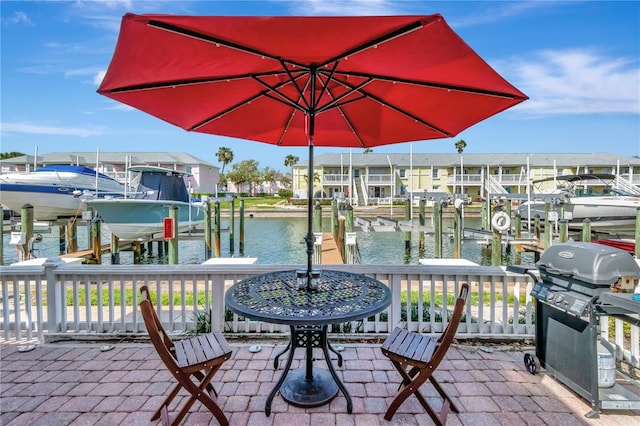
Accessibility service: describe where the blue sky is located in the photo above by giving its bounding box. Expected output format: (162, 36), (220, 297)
(1, 1), (639, 171)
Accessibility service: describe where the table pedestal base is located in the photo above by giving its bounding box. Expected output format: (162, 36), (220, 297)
(280, 368), (339, 407)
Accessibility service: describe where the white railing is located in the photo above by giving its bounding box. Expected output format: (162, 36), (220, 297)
(1, 260), (638, 368)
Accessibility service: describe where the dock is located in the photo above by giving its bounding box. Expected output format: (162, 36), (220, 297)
(320, 232), (344, 264)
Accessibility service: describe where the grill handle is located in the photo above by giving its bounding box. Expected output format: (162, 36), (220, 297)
(539, 265), (577, 277)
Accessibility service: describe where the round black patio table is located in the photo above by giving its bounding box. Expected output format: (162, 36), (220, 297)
(225, 269), (391, 416)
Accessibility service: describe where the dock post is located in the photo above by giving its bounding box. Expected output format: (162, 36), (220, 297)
(214, 201), (221, 257)
(331, 199), (338, 237)
(229, 198), (235, 255)
(146, 241), (153, 257)
(433, 200), (442, 258)
(544, 202), (552, 248)
(314, 201), (323, 264)
(110, 233), (120, 264)
(491, 228), (502, 266)
(90, 217), (101, 264)
(534, 214), (541, 245)
(67, 217), (78, 254)
(133, 241), (142, 264)
(168, 204), (178, 264)
(453, 202), (462, 259)
(19, 204), (34, 260)
(481, 200), (487, 231)
(418, 199), (425, 254)
(314, 200), (322, 232)
(239, 198), (245, 256)
(404, 197), (411, 255)
(157, 240), (165, 257)
(345, 202), (354, 263)
(59, 223), (66, 254)
(559, 219), (568, 243)
(514, 213), (522, 264)
(0, 212), (3, 264)
(582, 218), (592, 242)
(204, 201), (212, 259)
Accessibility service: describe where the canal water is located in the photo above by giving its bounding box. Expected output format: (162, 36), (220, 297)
(2, 216), (537, 266)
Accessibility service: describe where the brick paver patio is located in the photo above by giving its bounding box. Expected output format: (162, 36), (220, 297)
(1, 341), (639, 425)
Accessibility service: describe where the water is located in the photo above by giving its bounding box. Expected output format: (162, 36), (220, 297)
(2, 217), (536, 266)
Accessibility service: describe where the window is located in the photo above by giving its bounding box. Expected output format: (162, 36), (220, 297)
(432, 168), (439, 178)
(399, 169), (406, 178)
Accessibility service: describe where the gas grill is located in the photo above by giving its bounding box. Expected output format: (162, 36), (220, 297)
(508, 241), (640, 418)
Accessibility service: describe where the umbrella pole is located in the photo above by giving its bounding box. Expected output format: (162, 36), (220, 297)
(306, 142), (314, 282)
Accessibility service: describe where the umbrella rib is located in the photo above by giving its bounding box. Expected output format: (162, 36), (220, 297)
(252, 73), (309, 114)
(331, 76), (451, 136)
(103, 71), (282, 94)
(147, 20), (283, 62)
(333, 71), (526, 100)
(191, 72), (307, 131)
(318, 20), (425, 68)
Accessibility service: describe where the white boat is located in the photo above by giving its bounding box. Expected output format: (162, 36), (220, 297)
(0, 165), (127, 220)
(86, 166), (206, 240)
(516, 174), (640, 232)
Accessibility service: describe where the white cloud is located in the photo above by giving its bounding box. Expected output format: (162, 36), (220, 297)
(504, 49), (640, 115)
(1, 122), (103, 138)
(93, 70), (106, 85)
(288, 0), (404, 16)
(2, 11), (34, 26)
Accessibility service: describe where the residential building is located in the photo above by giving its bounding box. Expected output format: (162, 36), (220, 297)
(0, 152), (219, 195)
(292, 152), (640, 205)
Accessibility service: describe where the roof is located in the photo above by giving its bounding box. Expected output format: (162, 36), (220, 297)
(0, 152), (216, 168)
(300, 152), (640, 168)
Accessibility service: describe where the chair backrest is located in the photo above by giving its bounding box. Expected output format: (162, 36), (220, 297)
(139, 285), (180, 372)
(430, 282), (469, 369)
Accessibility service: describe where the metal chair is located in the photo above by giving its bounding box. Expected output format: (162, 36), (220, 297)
(381, 283), (469, 424)
(139, 286), (232, 426)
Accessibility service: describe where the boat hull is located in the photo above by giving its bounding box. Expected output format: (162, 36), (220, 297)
(87, 199), (205, 240)
(0, 167), (126, 220)
(517, 196), (640, 232)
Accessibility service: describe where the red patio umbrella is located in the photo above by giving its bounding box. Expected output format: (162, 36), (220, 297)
(98, 14), (527, 281)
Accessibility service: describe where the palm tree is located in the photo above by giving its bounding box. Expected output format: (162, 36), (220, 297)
(216, 147), (234, 174)
(284, 154), (299, 190)
(455, 139), (467, 154)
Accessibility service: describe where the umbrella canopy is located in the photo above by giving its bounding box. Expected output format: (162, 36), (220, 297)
(98, 14), (527, 281)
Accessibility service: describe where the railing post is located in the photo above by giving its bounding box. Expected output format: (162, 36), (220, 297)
(45, 257), (64, 333)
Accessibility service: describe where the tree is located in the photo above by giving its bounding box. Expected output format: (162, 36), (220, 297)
(216, 147), (234, 175)
(455, 139), (467, 154)
(261, 166), (278, 194)
(225, 159), (261, 195)
(363, 148), (373, 154)
(0, 152), (25, 160)
(284, 154), (299, 189)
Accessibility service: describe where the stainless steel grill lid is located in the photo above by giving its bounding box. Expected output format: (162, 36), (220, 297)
(536, 241), (640, 288)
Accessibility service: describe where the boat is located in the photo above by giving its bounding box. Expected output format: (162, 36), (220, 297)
(86, 166), (206, 240)
(0, 165), (127, 220)
(516, 173), (640, 232)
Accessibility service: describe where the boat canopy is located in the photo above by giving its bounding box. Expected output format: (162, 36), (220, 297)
(130, 166), (190, 202)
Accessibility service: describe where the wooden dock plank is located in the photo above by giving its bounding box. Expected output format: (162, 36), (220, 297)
(320, 232), (344, 264)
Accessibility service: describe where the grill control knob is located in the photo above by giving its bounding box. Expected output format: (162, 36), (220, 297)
(547, 292), (555, 301)
(554, 294), (564, 303)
